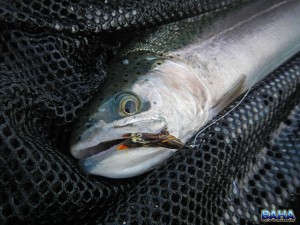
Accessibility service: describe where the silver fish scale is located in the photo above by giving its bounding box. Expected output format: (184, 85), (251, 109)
(123, 0), (279, 60)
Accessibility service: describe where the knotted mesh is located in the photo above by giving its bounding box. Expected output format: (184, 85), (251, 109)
(0, 0), (299, 224)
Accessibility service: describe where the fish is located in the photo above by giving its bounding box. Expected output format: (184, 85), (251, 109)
(70, 0), (300, 178)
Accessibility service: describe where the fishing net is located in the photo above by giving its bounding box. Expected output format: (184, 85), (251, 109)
(0, 0), (299, 224)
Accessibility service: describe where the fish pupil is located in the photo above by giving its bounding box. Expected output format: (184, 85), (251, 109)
(125, 100), (136, 114)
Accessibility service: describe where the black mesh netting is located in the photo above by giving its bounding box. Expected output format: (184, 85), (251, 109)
(0, 0), (300, 225)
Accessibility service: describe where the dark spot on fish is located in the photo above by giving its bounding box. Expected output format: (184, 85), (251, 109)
(137, 72), (141, 75)
(123, 79), (128, 83)
(113, 84), (118, 87)
(153, 101), (157, 104)
(124, 74), (128, 77)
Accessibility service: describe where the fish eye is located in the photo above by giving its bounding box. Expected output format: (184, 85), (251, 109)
(118, 94), (141, 116)
(124, 100), (136, 113)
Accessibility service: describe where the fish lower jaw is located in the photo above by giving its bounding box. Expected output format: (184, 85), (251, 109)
(80, 146), (178, 179)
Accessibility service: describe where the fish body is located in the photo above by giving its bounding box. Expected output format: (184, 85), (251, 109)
(70, 0), (300, 178)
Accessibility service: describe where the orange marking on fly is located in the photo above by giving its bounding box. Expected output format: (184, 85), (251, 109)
(117, 144), (129, 150)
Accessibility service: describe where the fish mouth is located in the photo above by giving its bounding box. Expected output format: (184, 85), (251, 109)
(78, 127), (185, 160)
(79, 139), (125, 159)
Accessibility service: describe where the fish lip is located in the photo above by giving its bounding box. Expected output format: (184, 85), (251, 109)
(80, 146), (177, 179)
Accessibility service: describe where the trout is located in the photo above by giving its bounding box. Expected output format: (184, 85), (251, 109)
(70, 0), (300, 178)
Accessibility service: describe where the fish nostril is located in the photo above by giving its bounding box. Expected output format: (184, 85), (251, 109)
(86, 118), (97, 128)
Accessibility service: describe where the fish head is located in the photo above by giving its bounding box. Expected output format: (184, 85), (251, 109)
(70, 61), (179, 178)
(71, 89), (169, 153)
